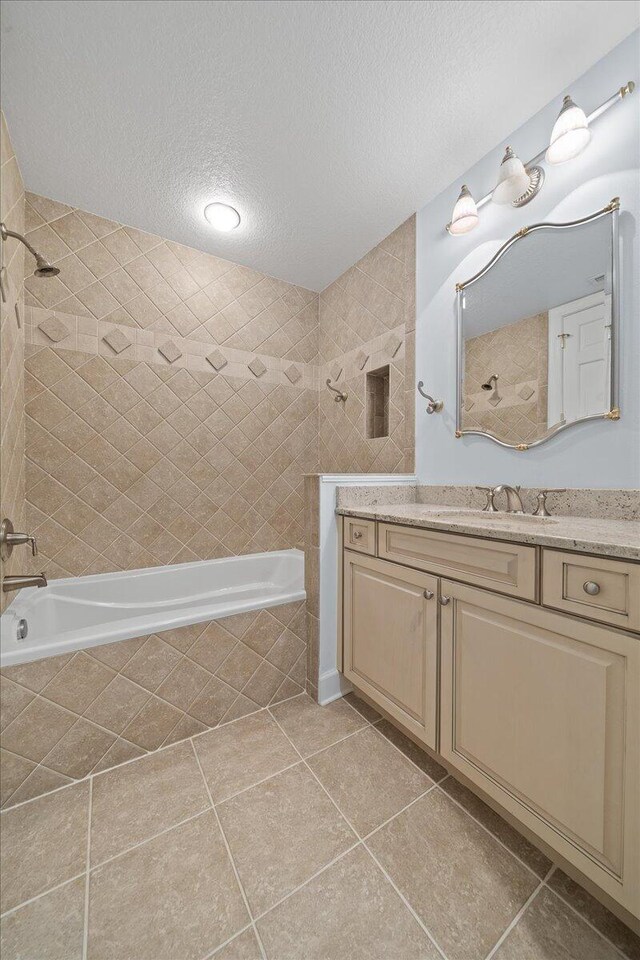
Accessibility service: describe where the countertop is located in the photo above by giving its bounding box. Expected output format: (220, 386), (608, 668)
(336, 503), (640, 560)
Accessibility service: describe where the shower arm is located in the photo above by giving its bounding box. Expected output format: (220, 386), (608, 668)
(0, 223), (42, 262)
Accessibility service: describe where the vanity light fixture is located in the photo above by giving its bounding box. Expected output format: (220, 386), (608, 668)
(546, 95), (591, 164)
(492, 147), (532, 205)
(446, 80), (635, 236)
(204, 202), (241, 231)
(448, 185), (479, 235)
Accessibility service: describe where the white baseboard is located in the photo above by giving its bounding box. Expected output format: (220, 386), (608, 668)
(317, 669), (352, 705)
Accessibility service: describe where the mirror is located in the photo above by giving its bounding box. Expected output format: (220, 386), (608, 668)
(456, 200), (619, 450)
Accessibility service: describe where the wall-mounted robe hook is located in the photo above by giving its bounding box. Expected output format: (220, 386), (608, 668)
(326, 378), (348, 402)
(417, 381), (443, 414)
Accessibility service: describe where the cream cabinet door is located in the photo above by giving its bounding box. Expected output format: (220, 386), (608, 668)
(343, 550), (438, 750)
(440, 580), (640, 917)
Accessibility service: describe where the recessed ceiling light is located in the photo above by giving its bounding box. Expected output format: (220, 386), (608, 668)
(204, 202), (241, 231)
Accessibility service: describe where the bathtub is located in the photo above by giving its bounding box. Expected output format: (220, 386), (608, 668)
(0, 549), (304, 667)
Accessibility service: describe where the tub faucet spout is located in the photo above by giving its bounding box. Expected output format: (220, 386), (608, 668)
(2, 573), (48, 593)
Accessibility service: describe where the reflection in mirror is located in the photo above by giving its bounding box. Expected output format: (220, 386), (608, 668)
(457, 202), (618, 449)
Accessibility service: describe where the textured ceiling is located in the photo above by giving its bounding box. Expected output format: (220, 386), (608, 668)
(1, 1), (638, 291)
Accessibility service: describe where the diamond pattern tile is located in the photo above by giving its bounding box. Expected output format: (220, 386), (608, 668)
(158, 340), (182, 363)
(0, 602), (306, 808)
(248, 357), (267, 378)
(284, 363), (302, 384)
(38, 315), (71, 343)
(102, 328), (132, 354)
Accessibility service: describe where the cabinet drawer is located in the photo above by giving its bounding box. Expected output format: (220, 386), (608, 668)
(543, 550), (640, 632)
(378, 522), (537, 600)
(343, 517), (376, 556)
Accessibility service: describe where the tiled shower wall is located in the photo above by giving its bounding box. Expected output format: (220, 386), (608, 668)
(0, 113), (26, 612)
(20, 192), (320, 578)
(317, 216), (416, 473)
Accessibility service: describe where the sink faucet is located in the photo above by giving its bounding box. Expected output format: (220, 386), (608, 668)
(492, 484), (525, 514)
(2, 573), (48, 594)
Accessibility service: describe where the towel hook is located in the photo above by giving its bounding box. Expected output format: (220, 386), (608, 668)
(326, 378), (348, 402)
(417, 381), (443, 414)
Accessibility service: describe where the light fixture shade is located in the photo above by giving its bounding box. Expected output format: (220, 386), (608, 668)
(546, 95), (591, 164)
(492, 146), (531, 204)
(448, 184), (479, 235)
(204, 202), (241, 231)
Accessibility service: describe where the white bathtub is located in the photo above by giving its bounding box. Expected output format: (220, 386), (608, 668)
(0, 549), (304, 667)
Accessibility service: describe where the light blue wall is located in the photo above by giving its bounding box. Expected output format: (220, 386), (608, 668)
(415, 31), (639, 489)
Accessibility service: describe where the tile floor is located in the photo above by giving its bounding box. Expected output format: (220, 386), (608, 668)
(1, 691), (638, 960)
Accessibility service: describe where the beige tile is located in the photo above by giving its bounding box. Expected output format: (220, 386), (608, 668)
(216, 641), (262, 692)
(41, 651), (115, 714)
(2, 652), (73, 692)
(547, 870), (640, 960)
(309, 726), (432, 835)
(156, 657), (211, 710)
(42, 718), (117, 779)
(194, 711), (298, 802)
(90, 739), (210, 865)
(212, 928), (262, 960)
(218, 763), (355, 915)
(188, 676), (239, 727)
(85, 635), (147, 671)
(494, 887), (621, 960)
(3, 763), (73, 809)
(241, 660), (284, 707)
(0, 750), (36, 807)
(375, 718), (447, 782)
(121, 635), (182, 692)
(121, 695), (183, 750)
(368, 789), (538, 960)
(342, 690), (381, 723)
(84, 674), (151, 734)
(1, 696), (77, 763)
(88, 811), (248, 960)
(0, 676), (34, 731)
(441, 775), (552, 879)
(91, 737), (145, 774)
(0, 876), (85, 960)
(258, 846), (440, 960)
(269, 693), (366, 757)
(0, 781), (89, 913)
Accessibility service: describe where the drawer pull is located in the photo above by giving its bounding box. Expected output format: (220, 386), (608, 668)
(439, 596), (450, 606)
(583, 580), (601, 596)
(423, 589), (434, 600)
(352, 531), (363, 540)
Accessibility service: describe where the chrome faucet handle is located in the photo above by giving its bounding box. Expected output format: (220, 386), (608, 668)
(533, 489), (567, 517)
(1, 519), (38, 559)
(474, 486), (498, 512)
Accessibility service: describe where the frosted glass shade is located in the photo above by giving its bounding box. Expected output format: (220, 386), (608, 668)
(448, 184), (479, 235)
(546, 95), (591, 164)
(492, 146), (531, 205)
(204, 202), (241, 231)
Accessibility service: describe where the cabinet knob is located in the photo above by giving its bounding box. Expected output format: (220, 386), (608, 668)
(423, 589), (434, 600)
(352, 531), (363, 540)
(439, 596), (450, 605)
(583, 580), (601, 596)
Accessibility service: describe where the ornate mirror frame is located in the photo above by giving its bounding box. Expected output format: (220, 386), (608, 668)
(455, 198), (620, 451)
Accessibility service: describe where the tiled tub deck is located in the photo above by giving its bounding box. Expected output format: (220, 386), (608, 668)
(0, 600), (307, 808)
(1, 693), (637, 960)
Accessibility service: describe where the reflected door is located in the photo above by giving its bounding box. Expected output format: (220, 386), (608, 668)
(548, 291), (610, 427)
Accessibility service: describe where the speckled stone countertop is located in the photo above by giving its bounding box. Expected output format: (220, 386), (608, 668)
(336, 503), (640, 560)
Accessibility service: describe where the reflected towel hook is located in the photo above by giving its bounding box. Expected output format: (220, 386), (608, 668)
(417, 381), (444, 414)
(326, 378), (348, 402)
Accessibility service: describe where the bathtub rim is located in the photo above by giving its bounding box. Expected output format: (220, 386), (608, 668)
(1, 548), (305, 668)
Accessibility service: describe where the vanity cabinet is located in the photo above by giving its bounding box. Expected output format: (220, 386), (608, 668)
(439, 580), (639, 913)
(339, 517), (640, 921)
(343, 551), (438, 749)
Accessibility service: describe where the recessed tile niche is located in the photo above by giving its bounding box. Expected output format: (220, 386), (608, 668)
(366, 365), (390, 439)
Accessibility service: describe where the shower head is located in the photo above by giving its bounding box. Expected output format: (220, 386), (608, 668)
(481, 374), (499, 391)
(1, 222), (60, 278)
(33, 258), (61, 278)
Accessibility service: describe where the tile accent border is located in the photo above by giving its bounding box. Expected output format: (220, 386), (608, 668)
(0, 600), (306, 809)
